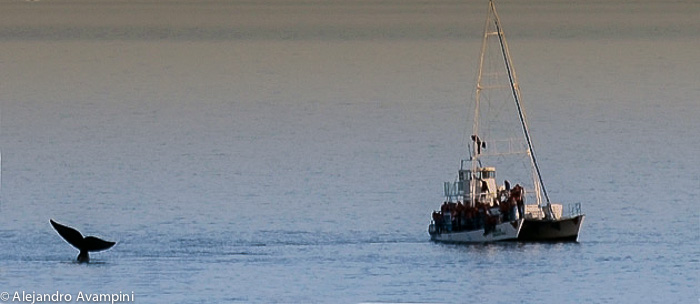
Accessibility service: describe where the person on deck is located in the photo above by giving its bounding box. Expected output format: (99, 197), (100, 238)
(441, 201), (449, 213)
(512, 184), (525, 219)
(432, 211), (443, 233)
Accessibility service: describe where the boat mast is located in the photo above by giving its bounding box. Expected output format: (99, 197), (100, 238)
(488, 0), (551, 206)
(469, 2), (492, 207)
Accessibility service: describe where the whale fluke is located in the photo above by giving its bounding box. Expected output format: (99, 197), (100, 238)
(50, 219), (115, 263)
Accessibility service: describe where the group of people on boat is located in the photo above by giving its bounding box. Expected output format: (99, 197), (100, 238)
(430, 183), (525, 234)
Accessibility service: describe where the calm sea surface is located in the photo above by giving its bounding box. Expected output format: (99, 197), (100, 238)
(0, 0), (698, 303)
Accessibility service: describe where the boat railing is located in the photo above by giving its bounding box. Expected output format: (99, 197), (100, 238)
(444, 181), (467, 200)
(568, 202), (583, 217)
(478, 138), (529, 157)
(525, 203), (582, 220)
(524, 207), (545, 220)
(444, 180), (502, 204)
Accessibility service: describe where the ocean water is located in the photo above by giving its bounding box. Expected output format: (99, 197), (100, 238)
(0, 0), (698, 303)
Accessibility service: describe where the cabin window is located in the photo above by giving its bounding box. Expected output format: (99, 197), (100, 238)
(482, 171), (495, 179)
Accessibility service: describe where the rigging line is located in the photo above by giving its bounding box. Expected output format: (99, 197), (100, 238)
(490, 0), (551, 204)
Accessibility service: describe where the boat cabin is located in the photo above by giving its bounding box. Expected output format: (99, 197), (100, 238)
(455, 166), (498, 206)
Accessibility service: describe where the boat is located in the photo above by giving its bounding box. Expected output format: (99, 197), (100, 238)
(428, 168), (524, 243)
(428, 0), (584, 243)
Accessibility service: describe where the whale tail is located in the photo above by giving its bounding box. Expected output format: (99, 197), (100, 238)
(50, 219), (115, 263)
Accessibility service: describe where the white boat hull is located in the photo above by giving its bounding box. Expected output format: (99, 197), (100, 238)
(429, 219), (523, 243)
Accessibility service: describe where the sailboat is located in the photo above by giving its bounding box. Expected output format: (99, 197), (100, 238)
(428, 0), (584, 243)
